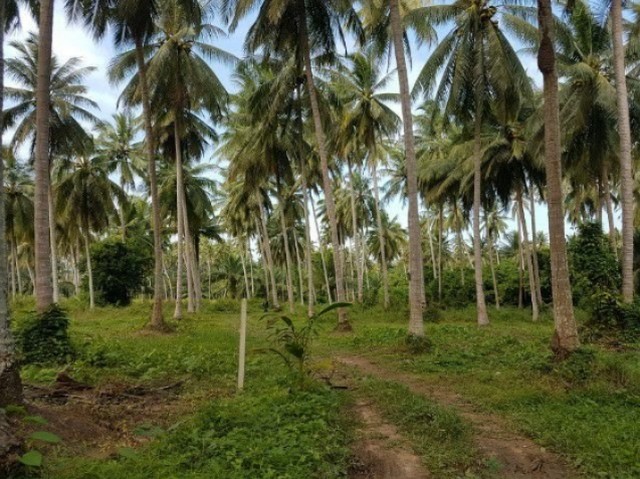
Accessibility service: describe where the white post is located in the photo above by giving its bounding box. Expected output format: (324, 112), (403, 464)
(237, 298), (247, 391)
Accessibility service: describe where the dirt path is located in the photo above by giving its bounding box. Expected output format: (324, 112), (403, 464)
(339, 355), (579, 479)
(349, 398), (430, 479)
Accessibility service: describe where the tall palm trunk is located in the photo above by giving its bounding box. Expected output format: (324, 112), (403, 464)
(611, 0), (634, 302)
(303, 184), (315, 316)
(311, 191), (333, 303)
(603, 167), (617, 256)
(240, 244), (250, 298)
(119, 175), (127, 239)
(293, 228), (305, 306)
(485, 212), (500, 309)
(372, 162), (390, 309)
(299, 8), (349, 329)
(47, 184), (59, 303)
(12, 234), (22, 295)
(9, 240), (16, 298)
(347, 161), (364, 303)
(472, 49), (489, 326)
(248, 239), (255, 297)
(174, 195), (184, 319)
(259, 209), (280, 309)
(438, 205), (443, 301)
(529, 187), (543, 305)
(34, 0), (55, 313)
(537, 0), (580, 355)
(278, 198), (295, 313)
(517, 188), (539, 321)
(427, 221), (437, 280)
(0, 5), (22, 401)
(82, 219), (95, 309)
(390, 0), (425, 337)
(135, 39), (165, 329)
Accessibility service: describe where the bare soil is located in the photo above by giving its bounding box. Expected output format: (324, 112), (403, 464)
(339, 355), (580, 479)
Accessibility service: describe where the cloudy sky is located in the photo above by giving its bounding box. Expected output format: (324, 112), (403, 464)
(3, 3), (571, 239)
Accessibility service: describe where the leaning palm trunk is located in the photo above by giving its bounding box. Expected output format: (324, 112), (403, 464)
(12, 235), (22, 295)
(34, 0), (55, 313)
(517, 188), (539, 321)
(240, 244), (250, 299)
(485, 211), (500, 309)
(311, 191), (333, 304)
(0, 2), (23, 403)
(537, 0), (580, 355)
(259, 209), (280, 310)
(390, 0), (425, 337)
(372, 162), (390, 309)
(135, 39), (165, 329)
(48, 184), (59, 303)
(347, 161), (364, 303)
(299, 6), (349, 329)
(611, 0), (634, 302)
(303, 185), (315, 316)
(278, 199), (295, 313)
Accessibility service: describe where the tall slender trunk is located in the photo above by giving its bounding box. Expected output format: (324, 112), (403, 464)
(120, 175), (127, 239)
(248, 239), (255, 297)
(293, 229), (305, 306)
(278, 198), (295, 313)
(611, 0), (634, 302)
(174, 206), (184, 320)
(472, 50), (489, 326)
(517, 188), (539, 321)
(347, 161), (364, 303)
(518, 217), (524, 309)
(529, 187), (543, 305)
(71, 244), (79, 296)
(82, 220), (94, 309)
(427, 220), (437, 280)
(438, 205), (443, 301)
(602, 165), (618, 257)
(0, 4), (22, 403)
(303, 185), (315, 316)
(9, 240), (16, 298)
(240, 244), (250, 299)
(33, 0), (55, 313)
(260, 209), (280, 309)
(390, 0), (425, 336)
(298, 6), (349, 328)
(372, 162), (390, 309)
(12, 234), (22, 295)
(485, 212), (500, 309)
(311, 192), (333, 303)
(48, 184), (59, 303)
(135, 39), (165, 329)
(537, 0), (580, 355)
(257, 227), (271, 304)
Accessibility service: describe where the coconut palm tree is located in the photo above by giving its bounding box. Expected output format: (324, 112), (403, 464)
(55, 156), (125, 308)
(5, 33), (101, 306)
(223, 0), (362, 330)
(412, 0), (534, 326)
(537, 0), (580, 355)
(94, 112), (144, 239)
(68, 0), (205, 329)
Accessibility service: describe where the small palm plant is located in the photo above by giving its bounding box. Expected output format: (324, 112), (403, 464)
(261, 303), (351, 387)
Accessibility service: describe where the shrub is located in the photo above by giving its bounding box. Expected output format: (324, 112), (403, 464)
(584, 292), (640, 342)
(91, 237), (152, 306)
(15, 305), (74, 365)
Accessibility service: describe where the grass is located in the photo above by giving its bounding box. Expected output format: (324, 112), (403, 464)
(8, 299), (640, 478)
(319, 305), (640, 478)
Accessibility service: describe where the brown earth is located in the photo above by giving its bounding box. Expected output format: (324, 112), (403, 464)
(339, 355), (580, 479)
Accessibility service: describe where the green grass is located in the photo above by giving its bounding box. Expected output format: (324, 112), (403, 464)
(319, 305), (640, 478)
(9, 298), (351, 479)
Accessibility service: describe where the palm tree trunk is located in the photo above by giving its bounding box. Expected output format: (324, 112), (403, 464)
(537, 0), (580, 355)
(293, 228), (305, 306)
(517, 188), (539, 321)
(0, 6), (21, 400)
(48, 184), (59, 303)
(427, 220), (437, 280)
(256, 226), (271, 304)
(120, 175), (127, 239)
(472, 59), (489, 325)
(9, 240), (16, 299)
(347, 161), (364, 304)
(303, 185), (315, 317)
(604, 172), (617, 256)
(240, 244), (250, 299)
(529, 187), (543, 306)
(485, 212), (500, 309)
(390, 0), (425, 336)
(611, 0), (634, 302)
(33, 0), (55, 313)
(278, 198), (295, 313)
(518, 218), (524, 309)
(12, 234), (22, 295)
(82, 220), (95, 309)
(259, 209), (280, 310)
(438, 205), (443, 301)
(311, 192), (333, 303)
(372, 162), (390, 309)
(135, 39), (165, 329)
(248, 239), (255, 297)
(174, 208), (184, 320)
(71, 244), (79, 296)
(298, 5), (348, 329)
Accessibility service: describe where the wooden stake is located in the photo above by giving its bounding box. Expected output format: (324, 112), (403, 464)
(237, 298), (247, 391)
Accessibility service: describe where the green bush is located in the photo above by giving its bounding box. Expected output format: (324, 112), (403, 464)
(585, 292), (640, 342)
(91, 237), (152, 306)
(15, 305), (74, 365)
